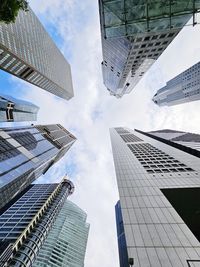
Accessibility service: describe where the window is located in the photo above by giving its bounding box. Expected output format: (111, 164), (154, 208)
(120, 134), (143, 143)
(168, 32), (175, 37)
(160, 34), (166, 38)
(127, 143), (194, 174)
(144, 36), (150, 41)
(115, 128), (129, 134)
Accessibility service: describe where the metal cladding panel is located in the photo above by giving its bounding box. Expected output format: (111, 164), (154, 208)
(110, 127), (200, 266)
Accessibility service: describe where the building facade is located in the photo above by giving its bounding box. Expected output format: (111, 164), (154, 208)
(33, 200), (89, 267)
(110, 127), (200, 266)
(0, 94), (39, 122)
(153, 61), (200, 106)
(0, 124), (76, 209)
(99, 0), (200, 98)
(0, 7), (73, 100)
(0, 178), (74, 267)
(115, 201), (129, 267)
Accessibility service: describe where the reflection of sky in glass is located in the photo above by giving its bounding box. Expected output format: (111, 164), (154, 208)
(0, 128), (59, 188)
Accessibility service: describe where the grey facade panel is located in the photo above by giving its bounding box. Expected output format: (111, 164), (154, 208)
(110, 127), (200, 266)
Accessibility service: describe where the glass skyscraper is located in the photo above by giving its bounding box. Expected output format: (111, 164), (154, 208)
(0, 124), (76, 209)
(0, 178), (75, 266)
(0, 7), (73, 100)
(0, 94), (39, 122)
(99, 0), (200, 98)
(153, 61), (200, 106)
(115, 201), (129, 267)
(110, 127), (200, 266)
(33, 200), (89, 267)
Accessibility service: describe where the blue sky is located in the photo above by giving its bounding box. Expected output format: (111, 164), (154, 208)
(1, 1), (200, 267)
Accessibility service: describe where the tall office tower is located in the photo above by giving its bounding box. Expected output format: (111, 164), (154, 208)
(0, 178), (75, 266)
(0, 124), (76, 209)
(115, 201), (129, 267)
(0, 94), (39, 122)
(33, 200), (89, 267)
(99, 1), (200, 98)
(153, 61), (200, 106)
(110, 127), (200, 266)
(0, 7), (73, 100)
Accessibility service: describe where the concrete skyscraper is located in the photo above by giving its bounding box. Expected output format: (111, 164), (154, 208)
(99, 1), (200, 98)
(0, 7), (73, 100)
(0, 178), (75, 266)
(153, 61), (200, 106)
(0, 94), (39, 122)
(0, 124), (76, 209)
(110, 127), (200, 266)
(33, 200), (89, 267)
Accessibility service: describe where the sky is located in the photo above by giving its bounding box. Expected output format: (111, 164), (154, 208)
(1, 1), (200, 267)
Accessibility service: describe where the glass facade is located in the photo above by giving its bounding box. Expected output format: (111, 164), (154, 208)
(101, 0), (200, 38)
(153, 61), (200, 106)
(99, 0), (200, 98)
(0, 94), (39, 122)
(0, 178), (74, 267)
(33, 200), (89, 267)
(0, 7), (74, 100)
(115, 201), (129, 267)
(110, 127), (200, 266)
(0, 124), (76, 209)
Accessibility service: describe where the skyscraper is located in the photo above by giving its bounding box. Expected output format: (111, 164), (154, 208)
(33, 200), (89, 267)
(0, 124), (76, 209)
(153, 61), (200, 106)
(0, 7), (73, 100)
(99, 1), (200, 98)
(0, 178), (75, 266)
(115, 201), (129, 267)
(110, 127), (200, 266)
(0, 94), (39, 122)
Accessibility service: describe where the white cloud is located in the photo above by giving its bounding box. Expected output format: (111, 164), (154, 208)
(11, 1), (200, 267)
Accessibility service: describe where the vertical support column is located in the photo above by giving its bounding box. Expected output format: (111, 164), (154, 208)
(146, 0), (150, 32)
(193, 0), (197, 26)
(123, 0), (128, 36)
(169, 0), (172, 28)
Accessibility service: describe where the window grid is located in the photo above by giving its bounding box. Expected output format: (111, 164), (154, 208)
(128, 143), (194, 174)
(120, 134), (143, 143)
